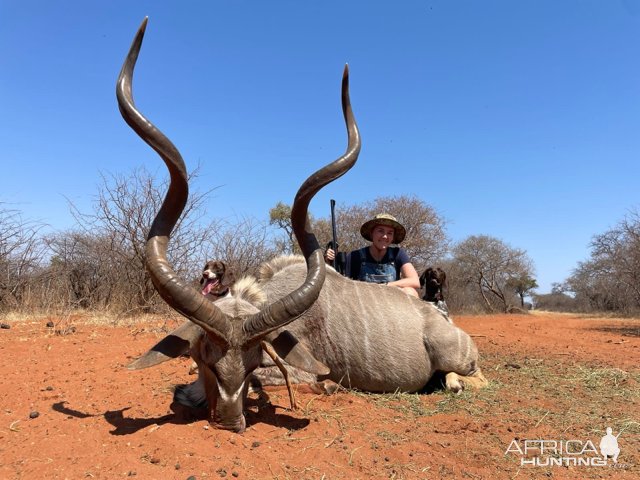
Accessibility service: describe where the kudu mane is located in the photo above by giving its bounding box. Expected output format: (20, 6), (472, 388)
(259, 255), (306, 282)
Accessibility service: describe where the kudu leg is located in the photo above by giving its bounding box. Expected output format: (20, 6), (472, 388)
(261, 341), (297, 410)
(201, 364), (219, 423)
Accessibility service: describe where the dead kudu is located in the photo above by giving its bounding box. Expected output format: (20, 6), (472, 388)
(117, 18), (359, 432)
(254, 256), (486, 394)
(121, 19), (486, 433)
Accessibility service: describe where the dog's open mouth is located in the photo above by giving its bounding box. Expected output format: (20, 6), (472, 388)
(201, 278), (220, 295)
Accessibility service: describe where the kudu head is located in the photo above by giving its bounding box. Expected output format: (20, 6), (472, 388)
(116, 18), (360, 432)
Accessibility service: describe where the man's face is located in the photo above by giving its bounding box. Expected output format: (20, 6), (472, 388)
(371, 224), (395, 250)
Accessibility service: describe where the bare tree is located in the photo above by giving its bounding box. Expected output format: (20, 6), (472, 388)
(450, 235), (536, 313)
(67, 166), (220, 314)
(532, 291), (578, 312)
(436, 257), (485, 314)
(566, 210), (640, 314)
(565, 259), (618, 312)
(589, 210), (640, 308)
(272, 195), (448, 269)
(203, 215), (278, 277)
(43, 231), (120, 311)
(0, 205), (46, 312)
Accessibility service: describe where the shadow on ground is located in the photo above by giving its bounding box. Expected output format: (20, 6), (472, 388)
(51, 391), (310, 436)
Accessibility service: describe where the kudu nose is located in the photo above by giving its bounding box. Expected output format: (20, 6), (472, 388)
(214, 414), (246, 433)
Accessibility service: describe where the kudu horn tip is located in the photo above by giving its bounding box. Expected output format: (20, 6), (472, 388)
(131, 17), (148, 45)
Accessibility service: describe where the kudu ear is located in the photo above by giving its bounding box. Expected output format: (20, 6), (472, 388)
(266, 330), (330, 375)
(127, 322), (203, 370)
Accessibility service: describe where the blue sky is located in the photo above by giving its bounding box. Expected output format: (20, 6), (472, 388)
(1, 1), (639, 293)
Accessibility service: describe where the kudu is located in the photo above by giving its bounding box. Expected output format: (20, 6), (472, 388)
(123, 21), (487, 432)
(252, 256), (486, 394)
(117, 18), (360, 432)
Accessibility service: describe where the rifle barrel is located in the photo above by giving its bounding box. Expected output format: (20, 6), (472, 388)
(330, 199), (338, 270)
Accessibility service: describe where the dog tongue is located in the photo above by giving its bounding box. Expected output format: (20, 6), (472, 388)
(201, 279), (220, 295)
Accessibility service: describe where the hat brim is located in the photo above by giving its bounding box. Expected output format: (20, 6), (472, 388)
(360, 218), (406, 244)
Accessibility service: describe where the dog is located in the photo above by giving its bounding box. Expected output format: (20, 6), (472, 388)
(189, 260), (236, 375)
(199, 260), (235, 300)
(420, 267), (447, 304)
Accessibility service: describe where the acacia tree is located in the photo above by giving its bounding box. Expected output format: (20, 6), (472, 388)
(507, 274), (538, 308)
(269, 202), (300, 254)
(451, 235), (536, 313)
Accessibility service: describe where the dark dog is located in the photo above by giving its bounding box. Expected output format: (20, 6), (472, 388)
(199, 260), (235, 300)
(420, 267), (447, 303)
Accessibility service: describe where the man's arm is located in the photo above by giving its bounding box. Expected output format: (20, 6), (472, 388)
(389, 262), (420, 290)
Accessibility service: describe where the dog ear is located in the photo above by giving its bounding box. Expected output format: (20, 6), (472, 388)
(420, 268), (431, 287)
(436, 268), (447, 288)
(199, 262), (211, 285)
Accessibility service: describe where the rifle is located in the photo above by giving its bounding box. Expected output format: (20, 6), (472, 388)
(330, 199), (339, 271)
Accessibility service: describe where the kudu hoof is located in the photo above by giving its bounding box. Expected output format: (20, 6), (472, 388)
(309, 379), (341, 395)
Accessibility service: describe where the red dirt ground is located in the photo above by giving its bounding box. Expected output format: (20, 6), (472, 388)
(0, 312), (638, 479)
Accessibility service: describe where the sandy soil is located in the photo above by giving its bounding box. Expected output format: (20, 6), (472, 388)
(0, 312), (638, 479)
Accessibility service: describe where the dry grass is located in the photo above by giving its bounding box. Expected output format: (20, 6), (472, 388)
(530, 309), (640, 321)
(348, 350), (639, 442)
(0, 310), (182, 327)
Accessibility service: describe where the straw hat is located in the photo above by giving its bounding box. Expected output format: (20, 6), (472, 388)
(360, 213), (406, 244)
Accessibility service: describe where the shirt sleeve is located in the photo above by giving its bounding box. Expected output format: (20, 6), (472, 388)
(395, 248), (410, 274)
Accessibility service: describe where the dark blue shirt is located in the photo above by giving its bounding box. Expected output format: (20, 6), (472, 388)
(345, 246), (410, 283)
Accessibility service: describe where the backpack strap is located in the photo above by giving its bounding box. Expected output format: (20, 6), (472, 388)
(388, 247), (400, 280)
(358, 247), (369, 266)
(345, 248), (361, 279)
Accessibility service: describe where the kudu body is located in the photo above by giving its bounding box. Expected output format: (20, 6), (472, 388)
(256, 257), (483, 393)
(117, 18), (360, 432)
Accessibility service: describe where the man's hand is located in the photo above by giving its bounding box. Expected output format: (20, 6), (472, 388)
(324, 248), (336, 263)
